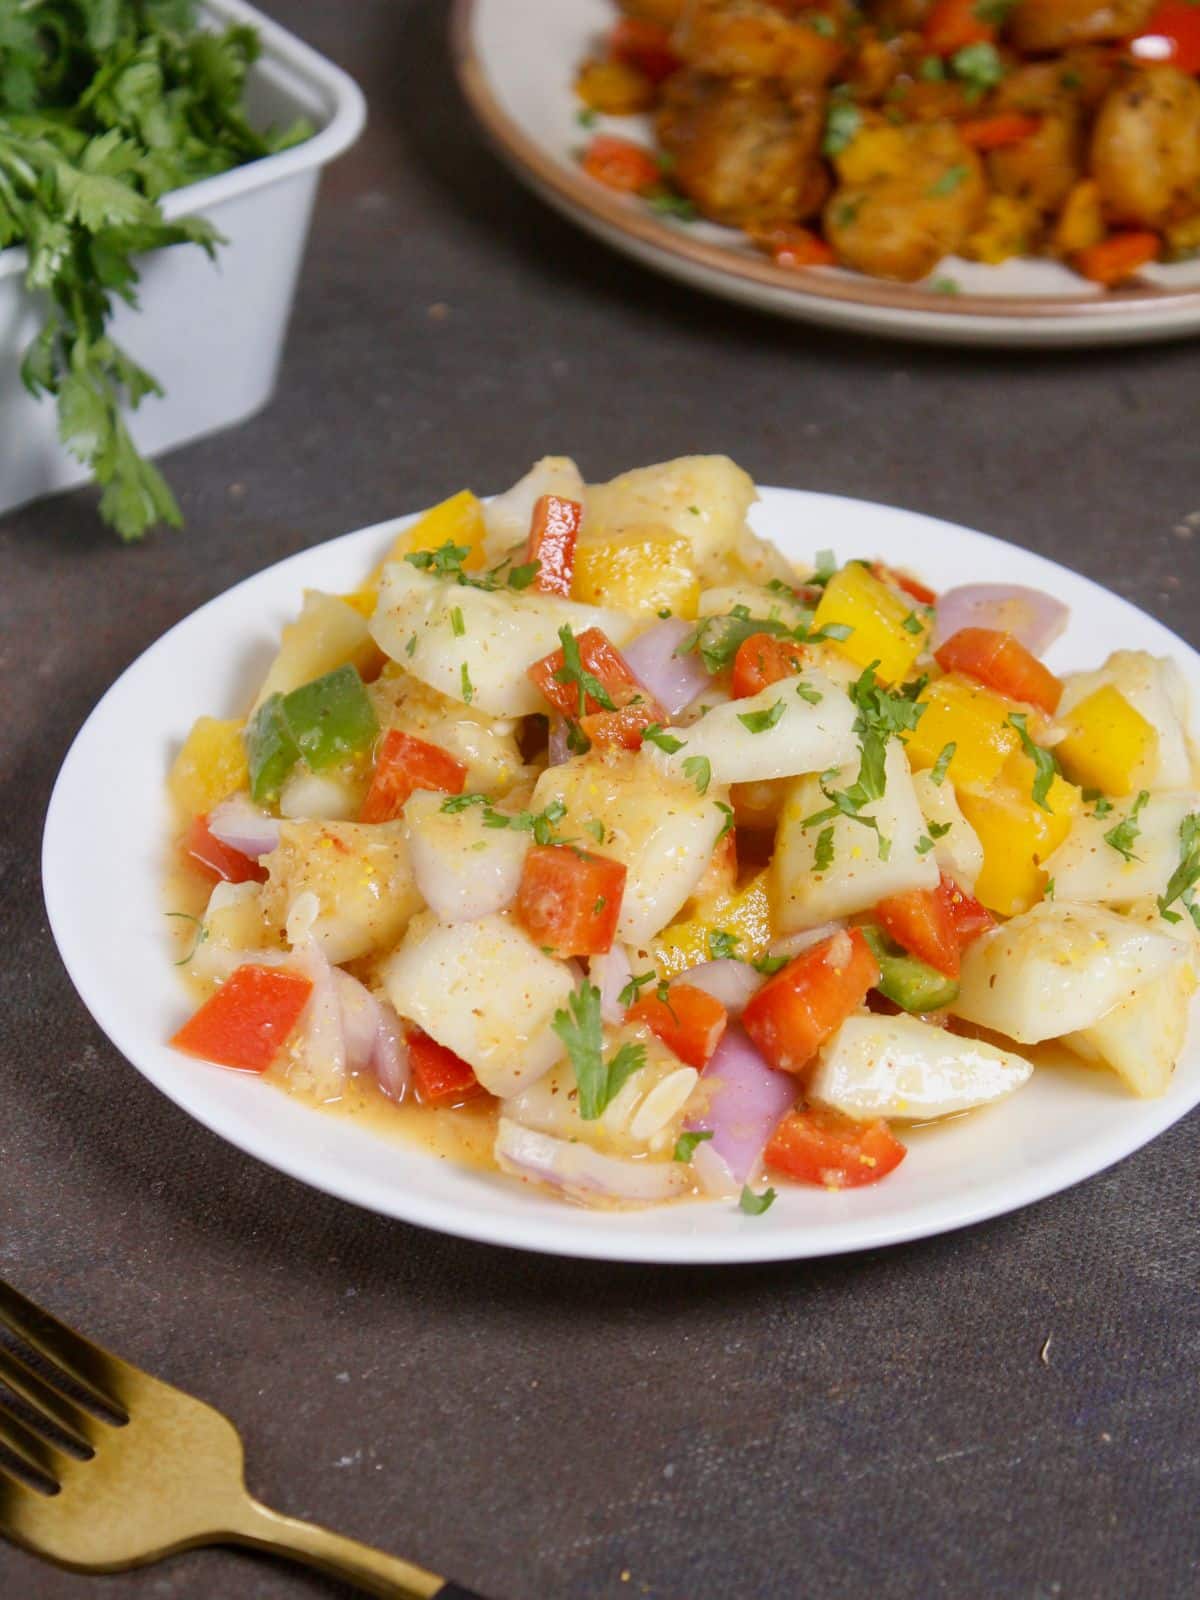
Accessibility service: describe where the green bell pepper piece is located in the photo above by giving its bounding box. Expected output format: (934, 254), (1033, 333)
(245, 694), (300, 805)
(861, 925), (959, 1013)
(280, 664), (378, 773)
(245, 665), (378, 805)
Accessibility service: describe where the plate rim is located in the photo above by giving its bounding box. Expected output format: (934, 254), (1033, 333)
(41, 489), (1200, 1265)
(451, 0), (1200, 332)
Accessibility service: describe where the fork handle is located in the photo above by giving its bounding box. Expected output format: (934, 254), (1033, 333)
(229, 1495), (494, 1599)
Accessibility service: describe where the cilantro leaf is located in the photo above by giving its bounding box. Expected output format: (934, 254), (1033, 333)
(737, 700), (786, 734)
(618, 971), (658, 1010)
(929, 742), (956, 785)
(1103, 790), (1150, 862)
(555, 624), (615, 715)
(674, 1130), (713, 1162)
(708, 929), (739, 961)
(642, 724), (686, 754)
(552, 984), (647, 1120)
(682, 754), (712, 794)
(1007, 713), (1058, 812)
(1158, 813), (1200, 923)
(814, 825), (836, 872)
(739, 1185), (777, 1215)
(752, 954), (789, 976)
(714, 801), (735, 841)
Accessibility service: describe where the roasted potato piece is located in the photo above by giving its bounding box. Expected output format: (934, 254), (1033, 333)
(824, 123), (986, 281)
(1052, 177), (1105, 255)
(1009, 0), (1154, 52)
(674, 0), (849, 88)
(865, 0), (933, 30)
(989, 111), (1082, 214)
(962, 194), (1040, 264)
(1091, 67), (1200, 229)
(657, 71), (827, 227)
(620, 0), (686, 24)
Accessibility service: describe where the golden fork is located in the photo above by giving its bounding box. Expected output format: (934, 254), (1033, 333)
(0, 1278), (490, 1598)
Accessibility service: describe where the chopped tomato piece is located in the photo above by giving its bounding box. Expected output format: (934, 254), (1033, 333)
(515, 844), (626, 958)
(871, 562), (937, 607)
(742, 928), (879, 1076)
(1130, 2), (1200, 75)
(731, 632), (809, 699)
(922, 0), (994, 54)
(184, 814), (266, 885)
(934, 627), (1063, 715)
(527, 494), (581, 597)
(610, 16), (681, 82)
(1073, 231), (1160, 288)
(408, 1031), (484, 1104)
(360, 729), (467, 823)
(752, 225), (836, 269)
(873, 885), (960, 979)
(959, 113), (1040, 150)
(527, 627), (647, 718)
(627, 982), (728, 1070)
(171, 965), (312, 1073)
(581, 134), (660, 195)
(938, 874), (995, 949)
(765, 1106), (907, 1189)
(580, 699), (665, 750)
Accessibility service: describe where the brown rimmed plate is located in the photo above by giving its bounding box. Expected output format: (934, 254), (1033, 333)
(452, 0), (1200, 348)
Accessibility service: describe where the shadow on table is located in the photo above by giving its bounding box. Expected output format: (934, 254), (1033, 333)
(383, 0), (1196, 374)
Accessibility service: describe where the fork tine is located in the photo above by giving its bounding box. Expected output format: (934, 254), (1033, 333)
(0, 1344), (96, 1453)
(0, 1397), (66, 1487)
(0, 1281), (125, 1418)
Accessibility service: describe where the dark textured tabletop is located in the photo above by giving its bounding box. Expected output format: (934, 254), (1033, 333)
(3, 3), (1199, 1597)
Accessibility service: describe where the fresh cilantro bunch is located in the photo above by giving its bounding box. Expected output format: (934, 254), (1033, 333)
(0, 0), (310, 539)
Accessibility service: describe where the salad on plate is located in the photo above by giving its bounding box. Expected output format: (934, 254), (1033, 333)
(166, 454), (1200, 1212)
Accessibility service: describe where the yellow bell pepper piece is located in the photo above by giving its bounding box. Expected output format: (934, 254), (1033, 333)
(169, 717), (249, 817)
(362, 489), (488, 602)
(958, 754), (1081, 916)
(653, 871), (772, 978)
(904, 673), (1021, 790)
(572, 532), (701, 621)
(338, 589), (377, 618)
(963, 195), (1037, 266)
(1055, 685), (1158, 798)
(810, 563), (929, 684)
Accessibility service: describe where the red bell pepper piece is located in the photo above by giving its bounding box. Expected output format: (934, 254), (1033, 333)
(753, 225), (837, 269)
(959, 113), (1041, 150)
(627, 982), (728, 1069)
(171, 964), (313, 1073)
(579, 699), (667, 750)
(184, 814), (267, 885)
(515, 844), (627, 958)
(765, 1106), (907, 1189)
(527, 627), (647, 717)
(731, 632), (809, 699)
(939, 874), (995, 949)
(923, 0), (994, 54)
(873, 883), (961, 979)
(1073, 231), (1160, 288)
(934, 627), (1063, 715)
(610, 16), (681, 82)
(408, 1031), (484, 1104)
(742, 929), (879, 1076)
(581, 135), (660, 194)
(527, 495), (582, 597)
(360, 729), (467, 824)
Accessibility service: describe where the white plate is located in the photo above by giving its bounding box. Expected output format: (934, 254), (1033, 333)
(452, 0), (1200, 348)
(43, 488), (1200, 1263)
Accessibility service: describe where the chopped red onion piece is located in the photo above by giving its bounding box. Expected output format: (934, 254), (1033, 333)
(767, 922), (846, 963)
(333, 969), (383, 1076)
(691, 1138), (739, 1199)
(547, 717), (571, 767)
(495, 1119), (688, 1206)
(684, 1026), (796, 1183)
(590, 945), (634, 1025)
(372, 1002), (410, 1101)
(675, 959), (763, 1016)
(621, 618), (711, 718)
(933, 584), (1069, 658)
(207, 794), (283, 859)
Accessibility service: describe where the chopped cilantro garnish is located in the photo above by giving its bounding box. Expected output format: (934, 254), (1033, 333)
(901, 611), (924, 635)
(929, 742), (956, 784)
(674, 1130), (713, 1163)
(618, 971), (659, 1010)
(952, 41), (1005, 98)
(441, 792), (487, 813)
(450, 605), (465, 638)
(814, 825), (836, 872)
(555, 624), (615, 715)
(1157, 814), (1200, 923)
(683, 755), (712, 794)
(752, 954), (789, 976)
(927, 165), (969, 197)
(714, 801), (735, 842)
(642, 724), (686, 754)
(708, 929), (740, 961)
(1091, 796), (1114, 818)
(738, 701), (786, 734)
(585, 818), (606, 844)
(576, 106), (598, 128)
(1007, 713), (1058, 812)
(507, 561), (541, 590)
(739, 1185), (777, 1215)
(822, 101), (862, 158)
(406, 540), (473, 579)
(795, 682), (823, 705)
(552, 983), (647, 1120)
(916, 835), (935, 856)
(1103, 790), (1150, 862)
(460, 662), (474, 704)
(1043, 878), (1055, 900)
(928, 819), (952, 839)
